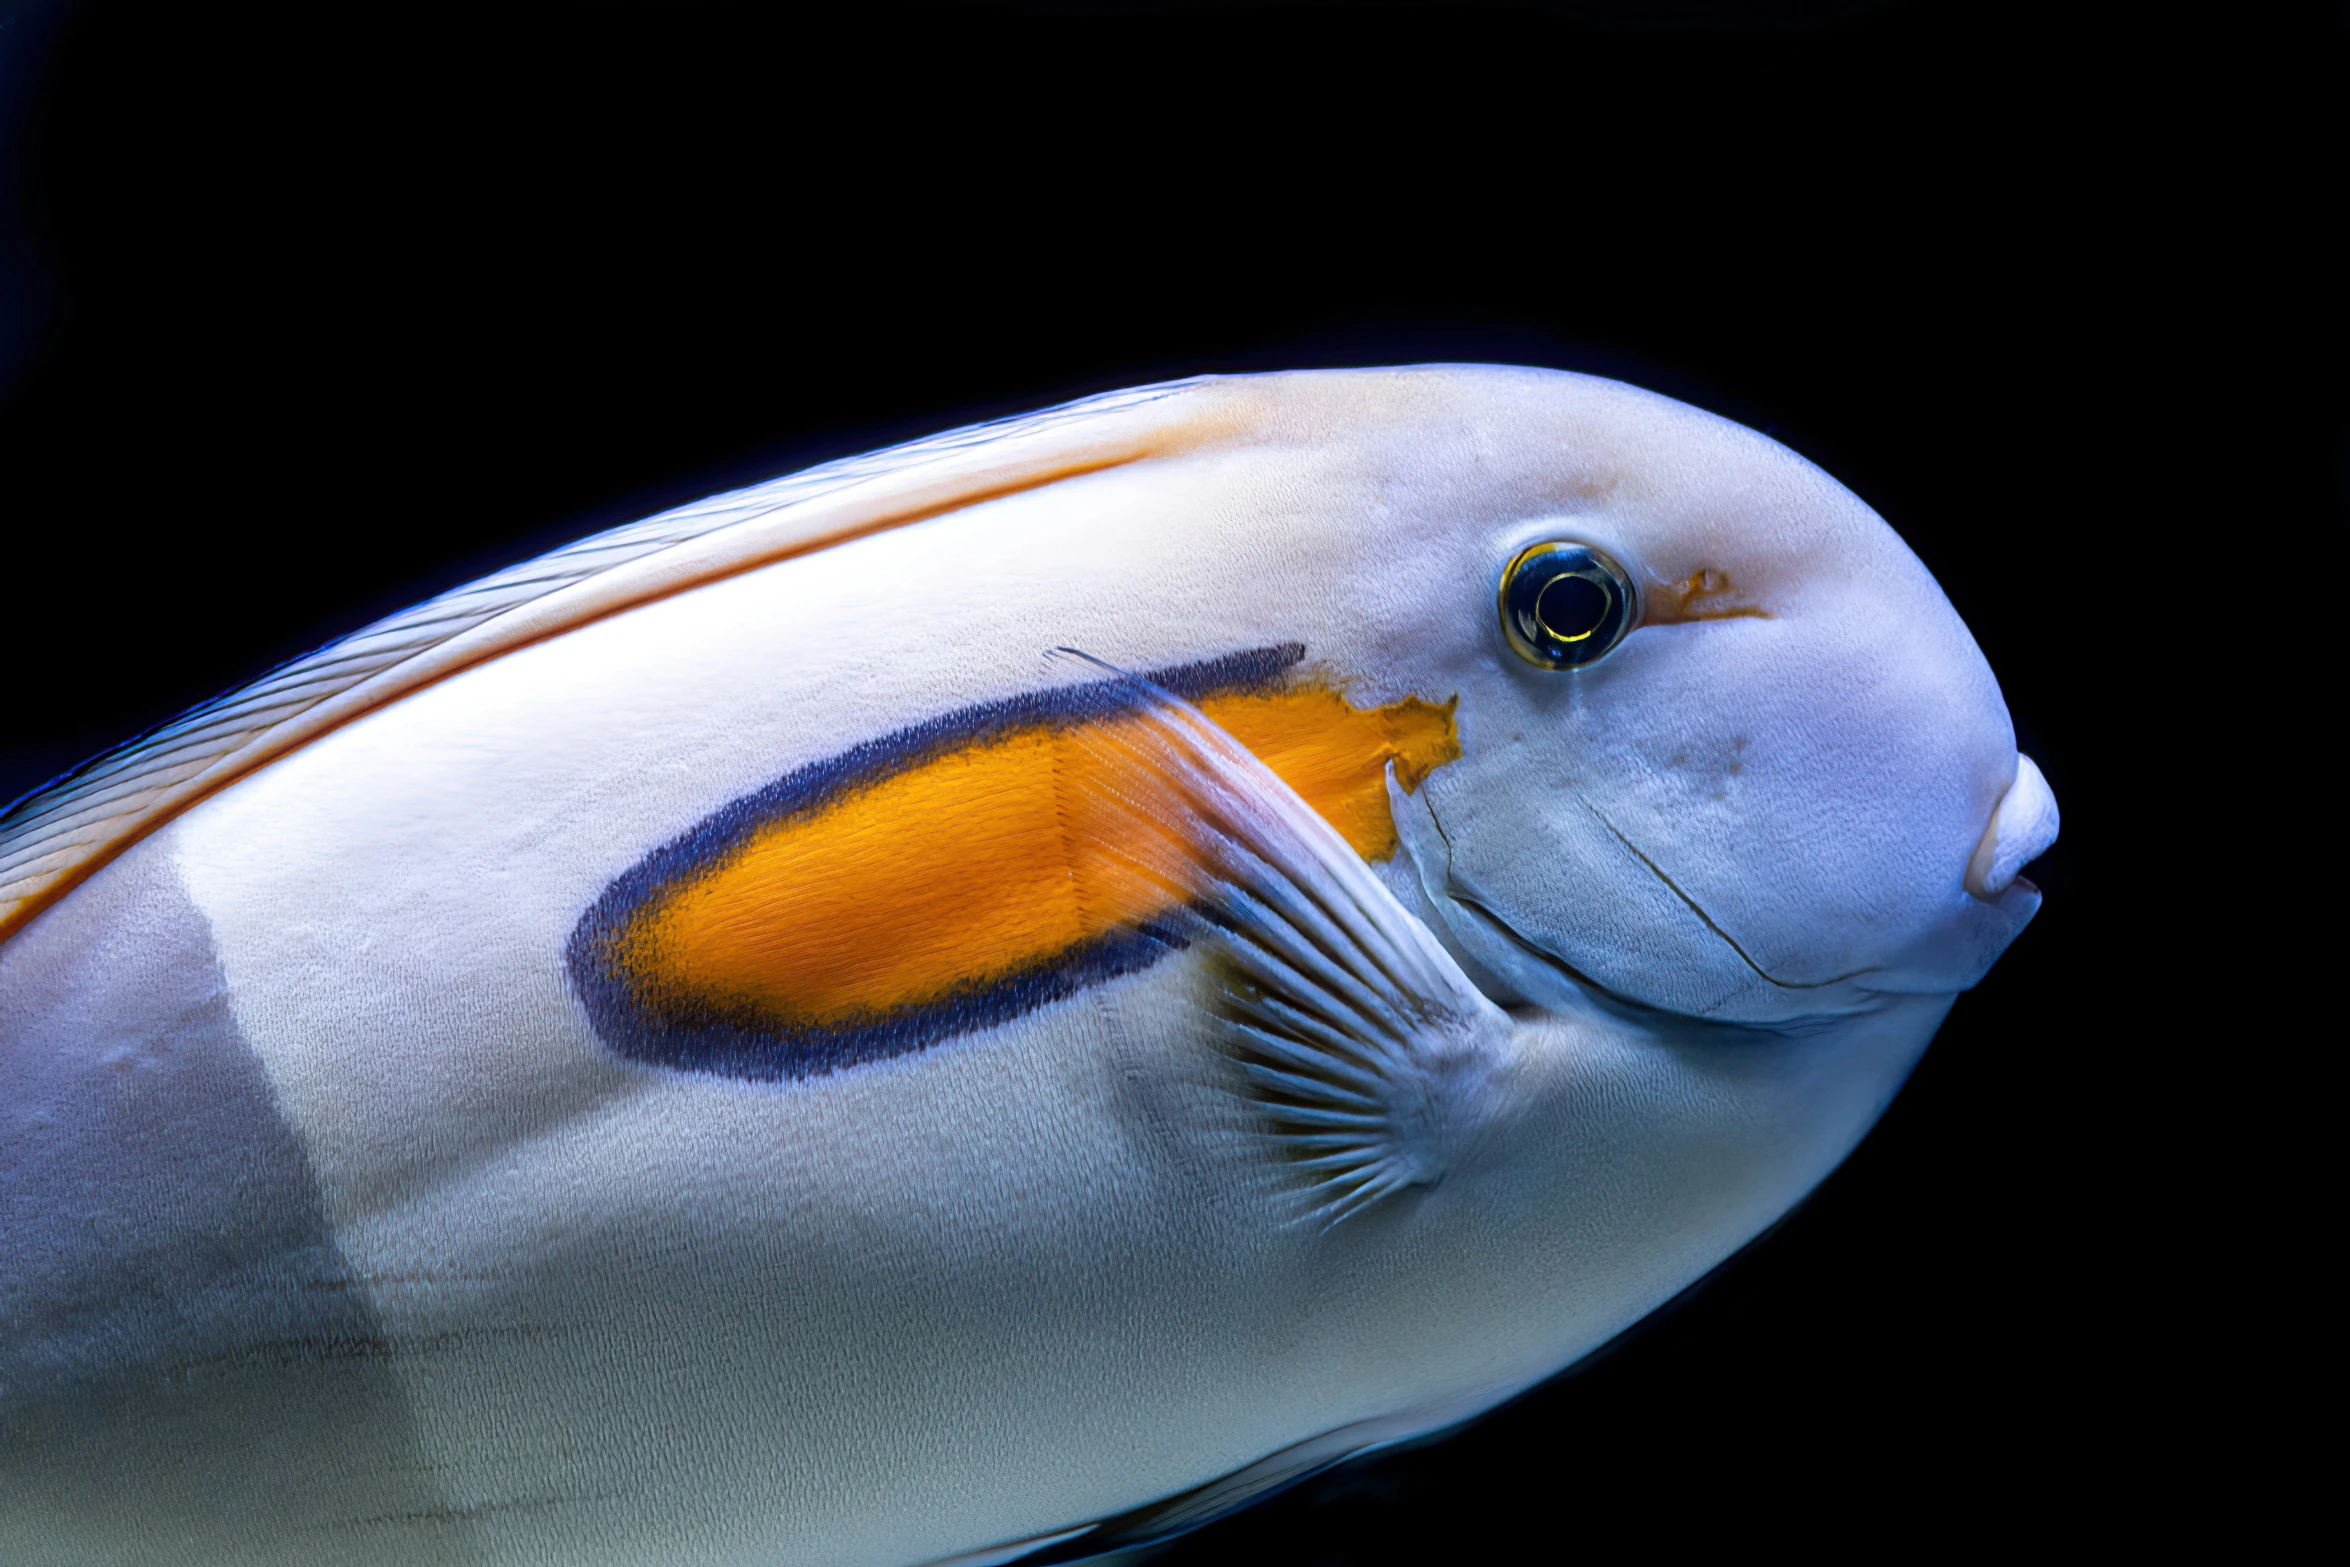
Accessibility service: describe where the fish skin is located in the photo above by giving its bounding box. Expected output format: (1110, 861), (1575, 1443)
(0, 366), (2048, 1565)
(0, 839), (439, 1565)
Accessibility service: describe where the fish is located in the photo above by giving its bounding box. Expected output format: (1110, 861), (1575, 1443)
(0, 365), (2057, 1566)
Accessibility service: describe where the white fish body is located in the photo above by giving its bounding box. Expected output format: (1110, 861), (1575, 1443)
(0, 367), (2054, 1565)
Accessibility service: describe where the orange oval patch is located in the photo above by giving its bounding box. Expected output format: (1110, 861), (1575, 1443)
(567, 647), (1459, 1079)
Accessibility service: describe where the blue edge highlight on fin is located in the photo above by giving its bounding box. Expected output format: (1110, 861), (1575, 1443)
(567, 644), (1303, 1082)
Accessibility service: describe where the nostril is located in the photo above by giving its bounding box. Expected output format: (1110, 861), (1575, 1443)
(1966, 754), (2059, 902)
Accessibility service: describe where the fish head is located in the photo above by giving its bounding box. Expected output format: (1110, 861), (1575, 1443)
(1368, 371), (2055, 1027)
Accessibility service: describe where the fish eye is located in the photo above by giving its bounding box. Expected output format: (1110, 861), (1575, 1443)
(1498, 541), (1637, 670)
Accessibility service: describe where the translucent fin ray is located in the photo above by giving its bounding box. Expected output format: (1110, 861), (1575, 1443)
(1044, 651), (1511, 1226)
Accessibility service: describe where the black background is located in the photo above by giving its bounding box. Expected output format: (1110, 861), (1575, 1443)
(0, 1), (2327, 1557)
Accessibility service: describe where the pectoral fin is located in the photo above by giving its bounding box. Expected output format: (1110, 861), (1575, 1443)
(1046, 652), (1512, 1226)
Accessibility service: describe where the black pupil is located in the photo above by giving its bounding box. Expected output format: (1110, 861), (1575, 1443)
(1535, 573), (1610, 642)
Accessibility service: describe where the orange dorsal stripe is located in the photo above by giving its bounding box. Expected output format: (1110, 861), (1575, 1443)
(617, 686), (1458, 1027)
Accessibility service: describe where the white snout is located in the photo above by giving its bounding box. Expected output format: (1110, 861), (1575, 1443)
(1965, 753), (2059, 901)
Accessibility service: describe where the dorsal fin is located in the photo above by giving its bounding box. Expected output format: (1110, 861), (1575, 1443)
(0, 377), (1245, 943)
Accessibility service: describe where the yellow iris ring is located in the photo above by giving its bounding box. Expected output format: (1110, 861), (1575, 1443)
(1498, 539), (1638, 669)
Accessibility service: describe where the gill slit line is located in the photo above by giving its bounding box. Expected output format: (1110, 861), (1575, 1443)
(1570, 795), (1874, 992)
(1443, 887), (1657, 1013)
(1416, 786), (1659, 1012)
(1419, 788), (1871, 1033)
